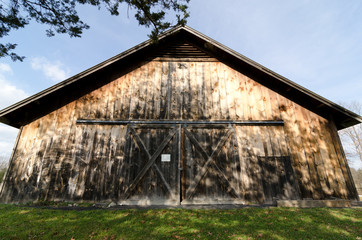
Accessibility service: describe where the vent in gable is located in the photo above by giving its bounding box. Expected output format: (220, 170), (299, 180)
(150, 41), (217, 61)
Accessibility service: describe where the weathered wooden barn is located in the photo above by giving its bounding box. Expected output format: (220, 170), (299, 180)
(0, 26), (361, 205)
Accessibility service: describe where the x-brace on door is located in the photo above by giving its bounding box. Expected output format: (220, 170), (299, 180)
(119, 124), (180, 205)
(119, 123), (244, 205)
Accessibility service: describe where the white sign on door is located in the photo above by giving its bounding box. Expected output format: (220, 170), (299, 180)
(161, 154), (171, 162)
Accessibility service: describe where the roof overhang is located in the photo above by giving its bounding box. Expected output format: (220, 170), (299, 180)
(1, 26), (361, 129)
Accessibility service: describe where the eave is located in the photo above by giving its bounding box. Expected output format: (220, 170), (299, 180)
(0, 25), (361, 130)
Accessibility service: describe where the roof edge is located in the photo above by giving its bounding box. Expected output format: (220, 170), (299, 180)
(1, 25), (361, 129)
(180, 26), (362, 127)
(0, 26), (185, 118)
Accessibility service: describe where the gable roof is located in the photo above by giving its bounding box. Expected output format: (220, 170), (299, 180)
(1, 25), (361, 130)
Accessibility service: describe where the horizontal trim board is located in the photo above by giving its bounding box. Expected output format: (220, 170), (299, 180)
(76, 119), (284, 126)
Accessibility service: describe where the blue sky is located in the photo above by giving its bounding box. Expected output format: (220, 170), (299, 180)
(0, 0), (361, 168)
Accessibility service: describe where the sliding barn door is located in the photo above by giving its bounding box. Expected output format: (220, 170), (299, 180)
(117, 123), (300, 205)
(119, 124), (180, 205)
(182, 125), (244, 204)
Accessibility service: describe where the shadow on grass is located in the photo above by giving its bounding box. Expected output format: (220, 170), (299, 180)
(0, 205), (361, 239)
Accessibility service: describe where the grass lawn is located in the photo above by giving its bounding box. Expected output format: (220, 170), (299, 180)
(0, 204), (361, 240)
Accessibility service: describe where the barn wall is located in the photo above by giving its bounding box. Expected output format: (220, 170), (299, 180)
(0, 60), (357, 203)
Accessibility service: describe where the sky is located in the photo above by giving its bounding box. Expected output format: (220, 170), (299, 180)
(0, 0), (362, 168)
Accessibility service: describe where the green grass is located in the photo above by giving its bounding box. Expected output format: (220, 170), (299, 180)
(0, 204), (361, 240)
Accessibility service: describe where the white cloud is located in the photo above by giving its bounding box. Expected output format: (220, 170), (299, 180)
(0, 63), (12, 73)
(31, 57), (69, 82)
(0, 124), (18, 158)
(0, 77), (28, 109)
(0, 64), (27, 158)
(0, 64), (28, 109)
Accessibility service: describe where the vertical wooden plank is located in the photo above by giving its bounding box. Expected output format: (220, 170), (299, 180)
(328, 119), (359, 199)
(177, 125), (182, 204)
(152, 61), (162, 119)
(268, 89), (282, 120)
(27, 112), (56, 200)
(101, 126), (113, 199)
(9, 123), (34, 187)
(22, 121), (43, 199)
(242, 76), (266, 202)
(318, 116), (349, 198)
(224, 64), (236, 119)
(62, 90), (91, 200)
(226, 126), (240, 200)
(129, 66), (142, 119)
(145, 61), (156, 119)
(249, 126), (265, 203)
(58, 96), (90, 200)
(239, 73), (251, 120)
(277, 95), (313, 199)
(249, 77), (279, 201)
(208, 128), (216, 199)
(176, 62), (184, 119)
(62, 100), (79, 200)
(210, 62), (221, 120)
(111, 75), (121, 119)
(87, 88), (101, 120)
(235, 126), (249, 201)
(16, 121), (42, 200)
(293, 103), (325, 199)
(304, 110), (334, 198)
(169, 62), (178, 119)
(196, 62), (206, 119)
(233, 69), (244, 120)
(166, 63), (172, 119)
(75, 125), (97, 199)
(273, 125), (300, 199)
(264, 126), (281, 201)
(254, 82), (274, 157)
(182, 62), (192, 120)
(259, 85), (273, 120)
(105, 79), (115, 120)
(113, 75), (125, 119)
(123, 71), (134, 119)
(159, 62), (168, 119)
(323, 119), (350, 198)
(35, 110), (59, 199)
(252, 81), (281, 200)
(253, 81), (267, 120)
(140, 63), (150, 119)
(114, 125), (128, 199)
(308, 112), (338, 197)
(94, 84), (108, 119)
(92, 126), (107, 200)
(217, 62), (229, 119)
(189, 62), (199, 119)
(66, 125), (83, 199)
(112, 125), (127, 200)
(179, 61), (188, 120)
(203, 62), (212, 120)
(51, 101), (77, 200)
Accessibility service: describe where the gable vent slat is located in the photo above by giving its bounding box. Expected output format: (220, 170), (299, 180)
(150, 41), (216, 61)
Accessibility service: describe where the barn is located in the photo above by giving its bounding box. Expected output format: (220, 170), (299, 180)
(0, 26), (361, 206)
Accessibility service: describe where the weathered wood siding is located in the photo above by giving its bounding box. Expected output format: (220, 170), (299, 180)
(0, 57), (357, 203)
